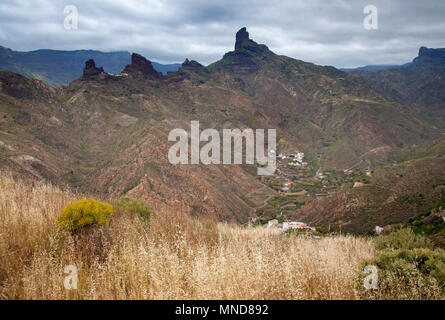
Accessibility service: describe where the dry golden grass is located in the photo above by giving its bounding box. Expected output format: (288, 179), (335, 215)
(0, 172), (439, 300)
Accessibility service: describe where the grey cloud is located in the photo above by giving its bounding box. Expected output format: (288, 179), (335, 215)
(0, 0), (444, 67)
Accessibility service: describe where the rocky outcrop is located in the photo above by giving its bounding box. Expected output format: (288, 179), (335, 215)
(234, 27), (269, 53)
(213, 27), (272, 74)
(122, 53), (161, 78)
(83, 59), (104, 77)
(235, 27), (250, 50)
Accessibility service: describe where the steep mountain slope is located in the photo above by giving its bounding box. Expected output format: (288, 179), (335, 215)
(0, 69), (265, 222)
(0, 71), (82, 182)
(0, 28), (442, 224)
(0, 46), (181, 87)
(350, 47), (445, 129)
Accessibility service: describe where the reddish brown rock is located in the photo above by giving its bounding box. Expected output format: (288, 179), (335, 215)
(122, 53), (161, 78)
(83, 59), (104, 77)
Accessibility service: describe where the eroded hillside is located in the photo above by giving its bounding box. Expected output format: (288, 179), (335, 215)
(0, 28), (442, 224)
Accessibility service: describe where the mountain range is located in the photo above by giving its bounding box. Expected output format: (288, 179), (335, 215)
(0, 46), (181, 87)
(0, 27), (444, 232)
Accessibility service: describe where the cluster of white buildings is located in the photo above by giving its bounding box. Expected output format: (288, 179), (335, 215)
(110, 73), (129, 78)
(278, 152), (307, 167)
(268, 220), (316, 232)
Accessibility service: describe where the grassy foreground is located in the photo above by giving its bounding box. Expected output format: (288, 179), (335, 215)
(0, 173), (443, 299)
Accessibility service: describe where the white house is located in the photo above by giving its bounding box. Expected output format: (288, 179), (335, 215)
(375, 226), (384, 235)
(282, 221), (310, 231)
(268, 220), (279, 228)
(295, 152), (305, 163)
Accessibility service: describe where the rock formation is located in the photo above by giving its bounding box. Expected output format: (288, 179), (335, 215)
(83, 59), (104, 77)
(122, 53), (161, 78)
(215, 27), (272, 74)
(235, 27), (251, 50)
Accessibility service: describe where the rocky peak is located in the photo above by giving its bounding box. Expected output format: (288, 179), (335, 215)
(83, 59), (104, 77)
(209, 27), (273, 74)
(122, 53), (161, 78)
(235, 27), (250, 50)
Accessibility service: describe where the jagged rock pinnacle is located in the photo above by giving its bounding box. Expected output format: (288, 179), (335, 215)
(83, 59), (104, 77)
(235, 27), (250, 50)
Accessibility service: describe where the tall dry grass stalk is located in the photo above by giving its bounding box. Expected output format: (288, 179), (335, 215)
(0, 172), (414, 300)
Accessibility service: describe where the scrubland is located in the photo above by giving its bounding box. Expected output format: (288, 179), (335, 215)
(0, 173), (443, 299)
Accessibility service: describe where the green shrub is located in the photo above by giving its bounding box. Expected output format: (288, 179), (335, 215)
(365, 226), (445, 299)
(363, 248), (445, 298)
(375, 228), (433, 250)
(406, 207), (445, 236)
(57, 199), (113, 232)
(115, 197), (154, 221)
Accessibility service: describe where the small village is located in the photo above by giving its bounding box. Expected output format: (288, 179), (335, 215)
(267, 219), (316, 232)
(251, 150), (372, 231)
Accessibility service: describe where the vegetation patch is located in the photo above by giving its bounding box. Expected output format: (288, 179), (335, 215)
(114, 196), (154, 221)
(57, 199), (113, 232)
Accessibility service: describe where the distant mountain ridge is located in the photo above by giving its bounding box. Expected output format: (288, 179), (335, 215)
(349, 46), (445, 128)
(341, 65), (404, 72)
(0, 46), (181, 87)
(344, 47), (445, 74)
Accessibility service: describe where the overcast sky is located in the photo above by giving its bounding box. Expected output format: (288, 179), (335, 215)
(0, 0), (444, 68)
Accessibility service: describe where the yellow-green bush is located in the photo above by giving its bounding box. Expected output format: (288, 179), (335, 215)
(57, 199), (113, 232)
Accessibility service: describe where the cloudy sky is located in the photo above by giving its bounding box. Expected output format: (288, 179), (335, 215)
(0, 0), (444, 67)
